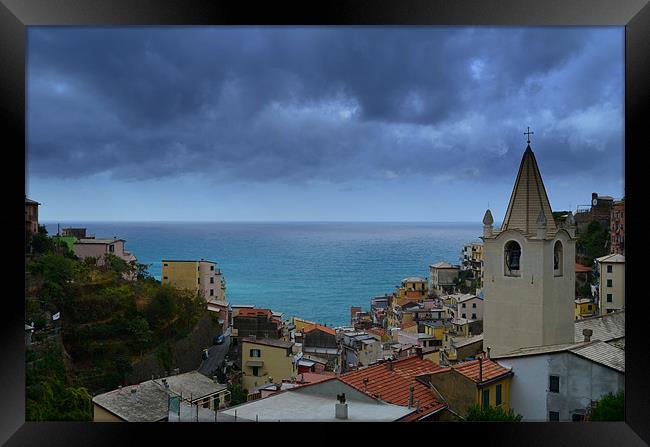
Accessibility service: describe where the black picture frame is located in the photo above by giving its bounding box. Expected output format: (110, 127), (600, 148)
(2, 0), (648, 445)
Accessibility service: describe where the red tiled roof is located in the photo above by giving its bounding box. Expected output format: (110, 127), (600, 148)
(405, 290), (422, 299)
(303, 324), (336, 336)
(340, 356), (446, 419)
(293, 372), (333, 386)
(395, 297), (419, 308)
(449, 358), (511, 383)
(400, 321), (417, 329)
(575, 263), (593, 273)
(238, 308), (272, 317)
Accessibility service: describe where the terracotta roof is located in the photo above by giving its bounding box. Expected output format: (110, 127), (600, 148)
(575, 263), (593, 273)
(238, 309), (272, 318)
(293, 372), (334, 386)
(395, 297), (420, 308)
(448, 358), (512, 384)
(405, 290), (422, 299)
(400, 321), (417, 329)
(340, 356), (446, 419)
(303, 324), (336, 336)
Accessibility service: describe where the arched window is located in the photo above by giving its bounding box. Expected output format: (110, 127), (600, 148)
(504, 241), (521, 276)
(554, 241), (563, 276)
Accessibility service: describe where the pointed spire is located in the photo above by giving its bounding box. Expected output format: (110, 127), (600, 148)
(501, 144), (557, 237)
(482, 209), (494, 226)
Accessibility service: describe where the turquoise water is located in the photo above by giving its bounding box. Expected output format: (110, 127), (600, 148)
(44, 222), (482, 327)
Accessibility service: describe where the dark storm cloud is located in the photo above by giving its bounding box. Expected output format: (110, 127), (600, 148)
(27, 27), (623, 184)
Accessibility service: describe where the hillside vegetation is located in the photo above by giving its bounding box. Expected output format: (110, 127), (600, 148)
(25, 230), (207, 420)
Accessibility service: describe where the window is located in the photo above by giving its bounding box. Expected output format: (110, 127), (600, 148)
(198, 277), (200, 284)
(482, 389), (490, 409)
(252, 366), (259, 376)
(462, 303), (466, 309)
(202, 399), (209, 408)
(549, 411), (560, 421)
(607, 294), (613, 303)
(210, 265), (214, 271)
(607, 279), (612, 287)
(210, 289), (214, 296)
(109, 244), (115, 253)
(549, 375), (560, 393)
(496, 384), (502, 406)
(163, 263), (168, 267)
(572, 413), (584, 422)
(472, 313), (477, 320)
(462, 313), (466, 319)
(588, 305), (593, 310)
(213, 395), (220, 408)
(210, 277), (214, 284)
(250, 349), (261, 358)
(504, 241), (521, 276)
(607, 265), (613, 273)
(553, 241), (563, 275)
(472, 303), (477, 308)
(163, 276), (168, 280)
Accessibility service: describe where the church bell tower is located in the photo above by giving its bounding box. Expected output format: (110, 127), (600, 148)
(481, 137), (576, 356)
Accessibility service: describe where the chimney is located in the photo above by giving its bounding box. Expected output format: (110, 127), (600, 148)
(363, 377), (369, 393)
(162, 378), (169, 389)
(487, 347), (491, 359)
(582, 328), (593, 343)
(478, 357), (483, 383)
(335, 393), (348, 420)
(408, 386), (414, 408)
(387, 359), (394, 371)
(130, 388), (137, 402)
(415, 346), (423, 360)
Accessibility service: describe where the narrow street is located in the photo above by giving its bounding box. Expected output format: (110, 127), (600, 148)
(198, 331), (231, 377)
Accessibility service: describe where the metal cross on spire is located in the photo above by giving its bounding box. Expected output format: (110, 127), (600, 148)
(524, 126), (534, 145)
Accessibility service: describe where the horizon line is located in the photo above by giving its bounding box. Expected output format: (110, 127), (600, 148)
(42, 219), (492, 224)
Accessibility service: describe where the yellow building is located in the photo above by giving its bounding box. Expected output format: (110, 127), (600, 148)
(430, 358), (513, 418)
(397, 277), (429, 300)
(161, 259), (226, 301)
(574, 299), (597, 320)
(291, 316), (319, 332)
(241, 338), (296, 393)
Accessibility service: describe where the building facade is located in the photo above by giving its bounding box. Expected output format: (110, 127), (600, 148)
(610, 200), (625, 255)
(429, 263), (460, 295)
(481, 144), (576, 357)
(494, 340), (624, 421)
(161, 259), (225, 301)
(595, 254), (625, 315)
(240, 338), (296, 392)
(74, 238), (137, 273)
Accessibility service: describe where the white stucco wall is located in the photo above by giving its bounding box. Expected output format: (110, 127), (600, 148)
(497, 352), (624, 421)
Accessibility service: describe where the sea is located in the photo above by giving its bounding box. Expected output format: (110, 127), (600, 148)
(44, 221), (483, 327)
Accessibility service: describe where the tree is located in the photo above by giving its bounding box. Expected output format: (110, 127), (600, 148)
(465, 405), (523, 421)
(587, 391), (624, 421)
(577, 220), (609, 267)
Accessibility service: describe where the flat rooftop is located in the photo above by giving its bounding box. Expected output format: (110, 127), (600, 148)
(219, 385), (412, 422)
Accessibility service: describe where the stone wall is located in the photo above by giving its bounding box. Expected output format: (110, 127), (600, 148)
(125, 314), (220, 384)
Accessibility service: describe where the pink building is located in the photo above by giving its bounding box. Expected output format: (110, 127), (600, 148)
(73, 237), (137, 266)
(456, 295), (483, 321)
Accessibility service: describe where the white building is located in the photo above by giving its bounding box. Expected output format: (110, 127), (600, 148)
(494, 335), (624, 422)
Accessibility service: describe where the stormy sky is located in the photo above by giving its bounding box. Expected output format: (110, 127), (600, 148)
(26, 27), (624, 222)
